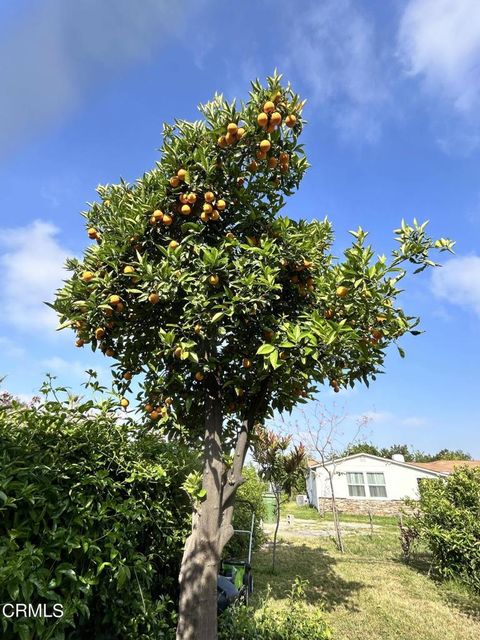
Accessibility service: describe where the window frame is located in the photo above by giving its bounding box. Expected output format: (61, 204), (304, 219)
(366, 472), (387, 498)
(346, 471), (366, 497)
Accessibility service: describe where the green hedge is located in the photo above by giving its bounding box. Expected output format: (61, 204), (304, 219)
(412, 467), (480, 591)
(0, 393), (193, 639)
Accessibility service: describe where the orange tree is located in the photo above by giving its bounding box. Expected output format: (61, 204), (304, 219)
(52, 72), (453, 640)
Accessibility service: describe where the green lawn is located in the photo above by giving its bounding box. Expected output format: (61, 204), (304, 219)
(252, 510), (480, 640)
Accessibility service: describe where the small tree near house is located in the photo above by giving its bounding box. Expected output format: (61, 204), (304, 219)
(52, 72), (453, 640)
(253, 427), (306, 572)
(289, 404), (370, 552)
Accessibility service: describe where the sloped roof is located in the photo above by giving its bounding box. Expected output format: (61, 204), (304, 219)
(407, 460), (480, 474)
(308, 452), (445, 476)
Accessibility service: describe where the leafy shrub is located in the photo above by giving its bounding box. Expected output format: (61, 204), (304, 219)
(410, 467), (480, 591)
(218, 578), (331, 639)
(0, 388), (193, 639)
(225, 465), (267, 559)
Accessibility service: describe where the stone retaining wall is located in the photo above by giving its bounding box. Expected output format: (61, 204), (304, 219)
(318, 497), (414, 516)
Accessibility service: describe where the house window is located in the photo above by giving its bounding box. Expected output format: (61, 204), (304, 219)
(367, 472), (387, 497)
(346, 472), (366, 497)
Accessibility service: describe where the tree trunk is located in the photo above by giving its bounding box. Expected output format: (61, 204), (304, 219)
(272, 489), (281, 573)
(176, 377), (266, 639)
(177, 380), (224, 640)
(177, 531), (221, 640)
(328, 470), (344, 553)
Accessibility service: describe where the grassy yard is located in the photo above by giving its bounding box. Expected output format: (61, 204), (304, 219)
(251, 505), (480, 640)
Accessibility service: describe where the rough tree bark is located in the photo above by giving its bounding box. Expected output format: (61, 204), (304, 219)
(176, 375), (260, 640)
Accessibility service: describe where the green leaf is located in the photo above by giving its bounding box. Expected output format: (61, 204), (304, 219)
(211, 312), (224, 323)
(116, 565), (131, 589)
(269, 349), (279, 369)
(256, 344), (275, 355)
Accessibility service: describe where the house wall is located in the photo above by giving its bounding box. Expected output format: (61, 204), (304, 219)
(310, 455), (440, 510)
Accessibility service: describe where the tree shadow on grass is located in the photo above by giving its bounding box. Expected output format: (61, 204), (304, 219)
(439, 583), (480, 620)
(395, 550), (480, 621)
(252, 541), (364, 612)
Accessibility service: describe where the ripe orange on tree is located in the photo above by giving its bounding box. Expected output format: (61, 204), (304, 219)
(263, 100), (275, 113)
(259, 139), (271, 153)
(257, 112), (268, 128)
(285, 114), (297, 127)
(270, 111), (282, 126)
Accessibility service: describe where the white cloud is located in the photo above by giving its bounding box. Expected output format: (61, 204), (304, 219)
(41, 356), (108, 380)
(0, 336), (26, 359)
(351, 410), (428, 428)
(285, 0), (391, 143)
(431, 255), (480, 316)
(0, 0), (186, 159)
(401, 416), (428, 428)
(398, 0), (480, 113)
(398, 0), (480, 153)
(0, 220), (71, 332)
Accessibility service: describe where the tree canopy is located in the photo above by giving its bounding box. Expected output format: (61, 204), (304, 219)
(53, 72), (453, 445)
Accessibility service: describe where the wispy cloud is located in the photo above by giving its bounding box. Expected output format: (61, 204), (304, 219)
(397, 0), (480, 153)
(353, 410), (428, 428)
(41, 356), (108, 380)
(431, 255), (480, 316)
(0, 336), (26, 359)
(0, 220), (71, 332)
(0, 0), (186, 160)
(284, 0), (391, 143)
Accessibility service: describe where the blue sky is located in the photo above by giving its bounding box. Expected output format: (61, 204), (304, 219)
(0, 0), (479, 457)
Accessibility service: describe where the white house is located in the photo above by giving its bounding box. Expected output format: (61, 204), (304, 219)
(306, 453), (480, 516)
